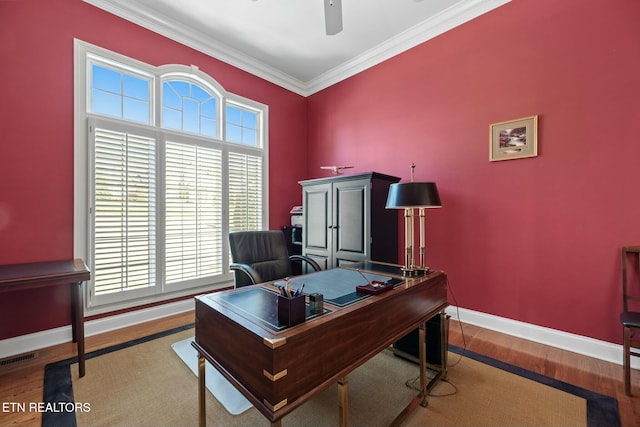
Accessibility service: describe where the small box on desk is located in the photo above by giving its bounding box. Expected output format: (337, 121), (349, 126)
(355, 281), (394, 295)
(277, 294), (305, 327)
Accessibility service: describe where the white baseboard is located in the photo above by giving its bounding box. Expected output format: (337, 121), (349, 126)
(1, 301), (635, 370)
(446, 306), (638, 369)
(0, 299), (194, 359)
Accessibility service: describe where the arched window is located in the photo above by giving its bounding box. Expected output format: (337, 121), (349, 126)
(75, 40), (267, 312)
(162, 79), (218, 137)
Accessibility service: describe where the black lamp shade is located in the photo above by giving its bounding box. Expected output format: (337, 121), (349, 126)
(386, 182), (442, 208)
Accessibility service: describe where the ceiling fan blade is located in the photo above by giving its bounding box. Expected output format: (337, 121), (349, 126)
(324, 0), (343, 35)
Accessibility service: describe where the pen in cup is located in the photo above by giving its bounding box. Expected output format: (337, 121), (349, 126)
(293, 283), (305, 297)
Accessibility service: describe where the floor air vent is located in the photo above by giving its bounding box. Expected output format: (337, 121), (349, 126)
(0, 351), (39, 367)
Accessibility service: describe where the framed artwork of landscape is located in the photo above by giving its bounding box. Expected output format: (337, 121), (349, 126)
(490, 115), (538, 161)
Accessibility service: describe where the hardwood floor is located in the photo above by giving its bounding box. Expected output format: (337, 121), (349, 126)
(1, 311), (638, 426)
(448, 319), (640, 427)
(0, 311), (194, 427)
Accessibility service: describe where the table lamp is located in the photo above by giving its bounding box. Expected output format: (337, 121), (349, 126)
(386, 164), (441, 276)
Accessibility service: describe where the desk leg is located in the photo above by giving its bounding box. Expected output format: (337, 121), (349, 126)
(439, 311), (448, 382)
(338, 376), (349, 427)
(71, 282), (86, 378)
(418, 321), (428, 407)
(389, 320), (427, 427)
(198, 354), (206, 427)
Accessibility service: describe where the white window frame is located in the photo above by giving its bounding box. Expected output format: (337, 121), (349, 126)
(73, 39), (269, 315)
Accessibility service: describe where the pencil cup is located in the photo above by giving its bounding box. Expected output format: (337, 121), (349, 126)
(277, 294), (305, 327)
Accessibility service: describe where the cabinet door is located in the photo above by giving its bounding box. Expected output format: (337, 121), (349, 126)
(302, 183), (331, 270)
(333, 178), (370, 265)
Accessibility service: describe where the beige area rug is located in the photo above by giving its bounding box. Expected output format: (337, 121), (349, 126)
(57, 327), (600, 427)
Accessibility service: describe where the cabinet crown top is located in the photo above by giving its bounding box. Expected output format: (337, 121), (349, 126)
(299, 171), (400, 186)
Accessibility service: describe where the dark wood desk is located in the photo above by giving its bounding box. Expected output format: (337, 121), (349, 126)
(0, 259), (91, 377)
(193, 261), (448, 427)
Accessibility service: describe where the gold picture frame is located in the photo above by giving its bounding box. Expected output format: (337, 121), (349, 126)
(490, 115), (538, 161)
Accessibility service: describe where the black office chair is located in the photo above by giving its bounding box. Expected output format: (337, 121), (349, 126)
(620, 246), (640, 396)
(229, 230), (321, 288)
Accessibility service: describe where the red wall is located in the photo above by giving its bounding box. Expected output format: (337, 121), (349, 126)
(307, 0), (640, 344)
(2, 0), (639, 347)
(0, 0), (306, 339)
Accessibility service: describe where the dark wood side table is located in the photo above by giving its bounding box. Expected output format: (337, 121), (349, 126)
(0, 259), (91, 377)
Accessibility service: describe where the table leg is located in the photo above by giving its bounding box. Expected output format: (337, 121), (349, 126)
(72, 282), (86, 378)
(338, 376), (349, 427)
(198, 353), (206, 427)
(70, 284), (77, 343)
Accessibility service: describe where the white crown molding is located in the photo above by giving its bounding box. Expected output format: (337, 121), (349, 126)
(305, 0), (511, 95)
(83, 0), (510, 97)
(82, 0), (308, 95)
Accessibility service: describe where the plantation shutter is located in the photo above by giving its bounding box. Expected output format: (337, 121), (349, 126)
(164, 141), (223, 283)
(228, 152), (263, 232)
(92, 127), (157, 295)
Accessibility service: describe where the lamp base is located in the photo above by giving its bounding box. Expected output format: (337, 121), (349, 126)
(401, 266), (430, 277)
(417, 266), (431, 275)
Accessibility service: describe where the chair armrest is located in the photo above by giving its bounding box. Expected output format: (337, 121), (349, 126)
(230, 263), (263, 286)
(289, 254), (321, 272)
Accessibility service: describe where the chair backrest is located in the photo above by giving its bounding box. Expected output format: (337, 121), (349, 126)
(229, 230), (292, 287)
(622, 246), (640, 313)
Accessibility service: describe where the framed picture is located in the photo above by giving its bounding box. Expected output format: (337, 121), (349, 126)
(490, 115), (538, 161)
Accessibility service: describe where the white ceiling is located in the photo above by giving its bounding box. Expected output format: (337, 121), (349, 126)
(84, 0), (510, 96)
